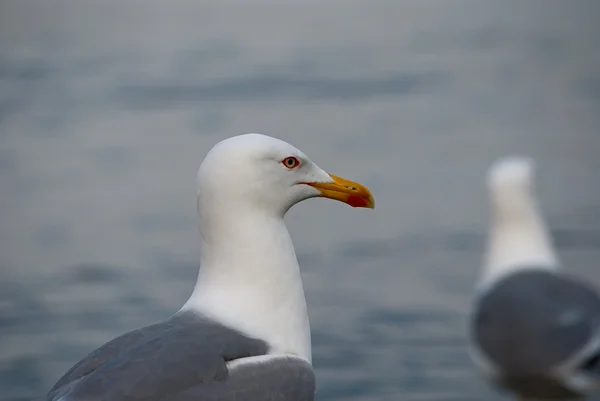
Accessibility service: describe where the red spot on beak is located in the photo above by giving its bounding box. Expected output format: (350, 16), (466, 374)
(347, 195), (369, 208)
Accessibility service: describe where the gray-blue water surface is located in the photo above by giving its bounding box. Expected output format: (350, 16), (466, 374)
(1, 1), (599, 400)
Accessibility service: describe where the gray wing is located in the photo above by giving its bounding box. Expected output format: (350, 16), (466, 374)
(472, 269), (600, 377)
(46, 311), (315, 401)
(172, 356), (315, 401)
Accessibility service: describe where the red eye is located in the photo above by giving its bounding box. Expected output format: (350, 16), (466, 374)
(281, 156), (300, 169)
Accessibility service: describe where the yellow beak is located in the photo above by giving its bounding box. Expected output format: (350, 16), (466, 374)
(304, 174), (375, 209)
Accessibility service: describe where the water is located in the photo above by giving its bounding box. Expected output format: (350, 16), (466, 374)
(1, 1), (599, 400)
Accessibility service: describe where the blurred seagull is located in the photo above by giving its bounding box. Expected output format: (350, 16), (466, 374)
(470, 156), (600, 400)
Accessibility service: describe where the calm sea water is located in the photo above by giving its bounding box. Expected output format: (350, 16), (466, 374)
(1, 1), (599, 400)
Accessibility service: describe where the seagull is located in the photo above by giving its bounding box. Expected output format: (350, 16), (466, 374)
(469, 156), (600, 400)
(45, 133), (374, 401)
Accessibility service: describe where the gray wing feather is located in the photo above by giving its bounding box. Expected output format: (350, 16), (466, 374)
(45, 311), (311, 401)
(48, 319), (171, 396)
(472, 269), (600, 376)
(172, 357), (316, 401)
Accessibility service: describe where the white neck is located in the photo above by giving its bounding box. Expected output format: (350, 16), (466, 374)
(478, 191), (559, 291)
(181, 203), (311, 363)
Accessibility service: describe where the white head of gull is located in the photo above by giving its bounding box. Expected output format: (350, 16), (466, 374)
(479, 156), (559, 291)
(181, 133), (374, 363)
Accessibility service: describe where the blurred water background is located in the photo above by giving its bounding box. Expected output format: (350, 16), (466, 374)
(1, 1), (599, 400)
